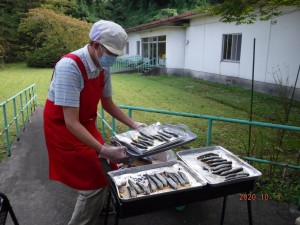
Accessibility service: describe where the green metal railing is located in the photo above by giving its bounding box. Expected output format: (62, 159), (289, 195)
(0, 84), (37, 156)
(97, 105), (300, 170)
(111, 55), (143, 73)
(110, 56), (166, 74)
(137, 58), (165, 74)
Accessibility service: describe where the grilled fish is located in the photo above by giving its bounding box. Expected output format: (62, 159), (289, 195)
(196, 153), (218, 159)
(145, 175), (157, 192)
(212, 164), (233, 171)
(178, 171), (190, 184)
(128, 179), (143, 194)
(127, 186), (137, 198)
(220, 167), (243, 176)
(165, 177), (178, 189)
(172, 172), (186, 186)
(157, 130), (172, 139)
(162, 128), (179, 137)
(225, 174), (249, 181)
(164, 172), (180, 186)
(154, 173), (168, 187)
(136, 181), (151, 195)
(131, 142), (148, 149)
(149, 175), (164, 189)
(200, 156), (222, 162)
(225, 172), (249, 179)
(209, 161), (232, 167)
(212, 166), (232, 175)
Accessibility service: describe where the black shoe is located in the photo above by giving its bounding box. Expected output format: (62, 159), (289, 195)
(100, 203), (115, 215)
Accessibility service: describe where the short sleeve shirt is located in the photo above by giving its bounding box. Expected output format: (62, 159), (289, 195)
(47, 45), (112, 107)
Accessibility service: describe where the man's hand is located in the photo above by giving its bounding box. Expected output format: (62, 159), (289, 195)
(99, 144), (131, 164)
(131, 121), (147, 130)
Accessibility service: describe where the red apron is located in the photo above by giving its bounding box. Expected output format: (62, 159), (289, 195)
(43, 53), (108, 190)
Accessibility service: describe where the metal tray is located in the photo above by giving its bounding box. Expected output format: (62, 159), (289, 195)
(108, 160), (207, 202)
(177, 146), (262, 187)
(111, 123), (197, 157)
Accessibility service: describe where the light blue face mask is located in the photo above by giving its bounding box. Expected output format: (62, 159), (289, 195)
(98, 46), (117, 68)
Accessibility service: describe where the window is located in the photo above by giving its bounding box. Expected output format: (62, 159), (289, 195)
(222, 34), (242, 62)
(126, 42), (129, 54)
(136, 41), (140, 55)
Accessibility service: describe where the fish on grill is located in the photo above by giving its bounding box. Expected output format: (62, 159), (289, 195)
(165, 177), (179, 189)
(139, 131), (154, 140)
(225, 173), (250, 181)
(136, 181), (151, 195)
(127, 186), (137, 198)
(220, 167), (243, 176)
(196, 153), (218, 160)
(162, 128), (179, 137)
(149, 174), (164, 189)
(157, 130), (172, 139)
(164, 172), (180, 187)
(200, 156), (223, 162)
(145, 175), (158, 192)
(212, 166), (232, 175)
(225, 172), (249, 179)
(171, 172), (186, 186)
(178, 171), (190, 184)
(131, 142), (148, 149)
(154, 173), (168, 187)
(128, 179), (143, 194)
(209, 161), (232, 167)
(212, 164), (233, 171)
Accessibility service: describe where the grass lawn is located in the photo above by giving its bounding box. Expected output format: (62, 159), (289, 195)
(0, 62), (299, 204)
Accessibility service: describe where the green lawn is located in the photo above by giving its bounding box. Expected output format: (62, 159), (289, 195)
(0, 63), (299, 204)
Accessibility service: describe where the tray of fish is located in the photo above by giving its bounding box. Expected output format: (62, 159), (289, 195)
(111, 122), (197, 157)
(107, 160), (207, 202)
(177, 146), (262, 187)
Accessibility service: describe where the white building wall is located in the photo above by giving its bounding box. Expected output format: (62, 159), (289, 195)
(126, 7), (300, 91)
(127, 27), (186, 68)
(265, 9), (300, 87)
(126, 34), (140, 56)
(184, 8), (300, 88)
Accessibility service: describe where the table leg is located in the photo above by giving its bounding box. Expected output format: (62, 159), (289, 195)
(104, 191), (111, 225)
(247, 198), (253, 225)
(114, 211), (119, 225)
(220, 196), (227, 225)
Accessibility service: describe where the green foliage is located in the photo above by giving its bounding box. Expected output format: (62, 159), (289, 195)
(19, 8), (91, 68)
(0, 0), (47, 63)
(153, 8), (178, 20)
(26, 45), (67, 68)
(211, 0), (300, 25)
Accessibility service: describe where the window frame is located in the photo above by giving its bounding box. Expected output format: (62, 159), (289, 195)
(221, 33), (242, 62)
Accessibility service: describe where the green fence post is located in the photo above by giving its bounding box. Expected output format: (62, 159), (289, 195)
(112, 117), (116, 134)
(13, 98), (20, 141)
(128, 109), (132, 118)
(101, 107), (106, 140)
(25, 90), (29, 122)
(206, 119), (212, 146)
(2, 105), (11, 156)
(19, 93), (25, 131)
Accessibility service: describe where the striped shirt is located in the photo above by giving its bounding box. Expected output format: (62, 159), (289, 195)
(47, 45), (112, 107)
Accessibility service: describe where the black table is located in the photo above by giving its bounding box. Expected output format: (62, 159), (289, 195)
(104, 178), (254, 225)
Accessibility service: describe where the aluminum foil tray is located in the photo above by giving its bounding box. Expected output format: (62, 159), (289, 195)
(111, 123), (197, 157)
(108, 160), (207, 202)
(177, 146), (262, 187)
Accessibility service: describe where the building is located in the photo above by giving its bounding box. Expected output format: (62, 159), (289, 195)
(125, 7), (300, 100)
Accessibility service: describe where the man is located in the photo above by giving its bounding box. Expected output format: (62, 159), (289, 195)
(43, 20), (145, 225)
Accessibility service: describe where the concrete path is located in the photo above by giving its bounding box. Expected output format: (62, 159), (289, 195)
(0, 107), (299, 225)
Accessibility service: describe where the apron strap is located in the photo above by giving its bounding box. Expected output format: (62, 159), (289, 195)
(63, 53), (88, 80)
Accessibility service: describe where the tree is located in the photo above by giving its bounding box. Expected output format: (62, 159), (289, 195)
(210, 0), (300, 24)
(19, 7), (91, 67)
(0, 0), (48, 64)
